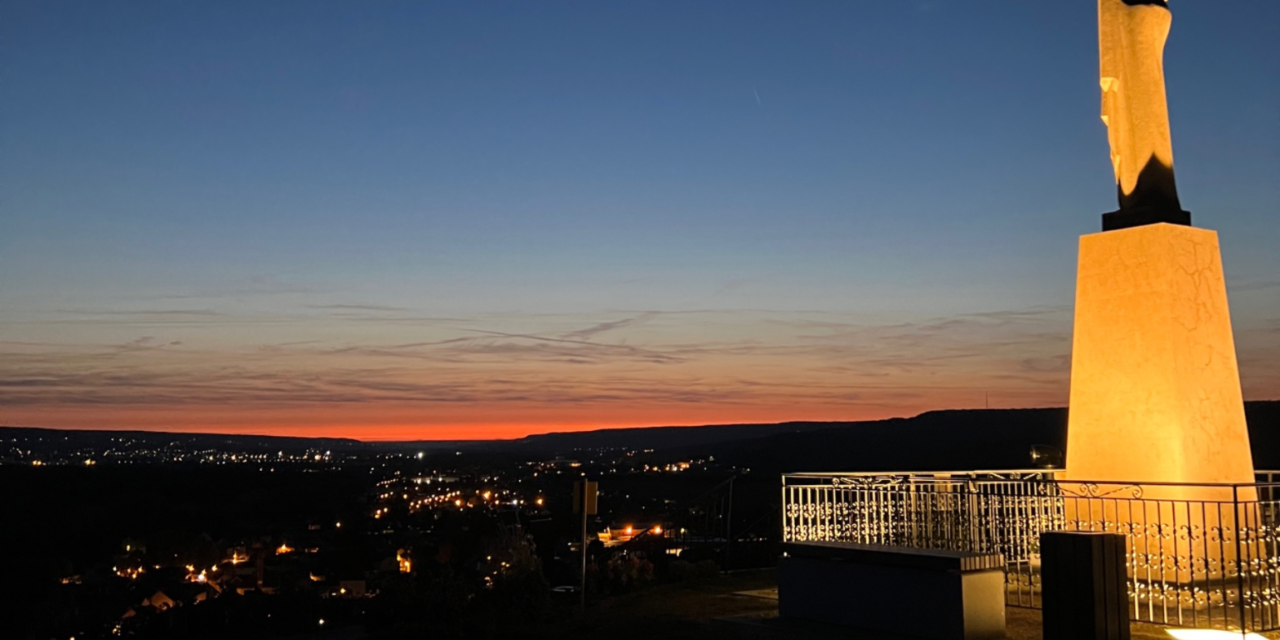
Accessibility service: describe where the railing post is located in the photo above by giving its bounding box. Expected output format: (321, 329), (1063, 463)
(781, 475), (787, 542)
(1234, 484), (1246, 636)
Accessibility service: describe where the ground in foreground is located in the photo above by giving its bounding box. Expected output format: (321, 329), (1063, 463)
(520, 569), (1278, 640)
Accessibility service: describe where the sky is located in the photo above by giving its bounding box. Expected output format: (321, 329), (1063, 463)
(1, 1), (1277, 441)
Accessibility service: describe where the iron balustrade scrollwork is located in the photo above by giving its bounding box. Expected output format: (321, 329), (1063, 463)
(781, 470), (1280, 633)
(1060, 482), (1145, 499)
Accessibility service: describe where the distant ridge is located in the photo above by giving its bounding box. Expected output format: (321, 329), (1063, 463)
(505, 420), (856, 453)
(4, 400), (1277, 468)
(0, 425), (367, 454)
(0, 425), (489, 451)
(711, 401), (1280, 473)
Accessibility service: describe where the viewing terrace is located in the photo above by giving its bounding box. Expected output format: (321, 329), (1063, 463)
(782, 470), (1280, 634)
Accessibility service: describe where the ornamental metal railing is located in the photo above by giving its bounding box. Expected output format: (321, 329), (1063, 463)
(781, 470), (1280, 633)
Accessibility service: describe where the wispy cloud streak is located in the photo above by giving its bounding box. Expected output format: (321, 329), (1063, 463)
(2, 305), (1275, 434)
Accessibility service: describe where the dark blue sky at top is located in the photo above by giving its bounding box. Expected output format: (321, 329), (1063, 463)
(2, 0), (1277, 318)
(1, 1), (1278, 435)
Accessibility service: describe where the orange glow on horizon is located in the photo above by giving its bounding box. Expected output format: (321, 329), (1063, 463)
(0, 411), (903, 441)
(0, 393), (1075, 441)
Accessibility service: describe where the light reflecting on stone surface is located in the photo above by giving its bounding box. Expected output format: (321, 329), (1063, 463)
(1066, 224), (1254, 489)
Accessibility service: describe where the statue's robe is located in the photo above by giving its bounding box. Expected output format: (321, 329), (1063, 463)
(1098, 0), (1183, 218)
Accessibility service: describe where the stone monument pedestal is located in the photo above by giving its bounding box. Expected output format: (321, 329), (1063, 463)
(1066, 222), (1254, 489)
(1064, 223), (1257, 588)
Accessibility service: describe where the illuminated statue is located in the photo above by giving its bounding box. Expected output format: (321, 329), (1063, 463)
(1097, 0), (1189, 230)
(1068, 0), (1255, 503)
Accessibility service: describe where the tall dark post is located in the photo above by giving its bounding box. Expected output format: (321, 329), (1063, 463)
(580, 487), (588, 613)
(724, 476), (734, 569)
(1040, 531), (1129, 640)
(573, 479), (597, 613)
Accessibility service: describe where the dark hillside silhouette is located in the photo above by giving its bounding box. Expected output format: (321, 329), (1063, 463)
(711, 401), (1280, 475)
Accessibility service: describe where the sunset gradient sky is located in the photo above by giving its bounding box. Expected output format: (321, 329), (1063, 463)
(2, 1), (1278, 440)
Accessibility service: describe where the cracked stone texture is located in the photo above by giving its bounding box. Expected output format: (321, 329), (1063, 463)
(1066, 223), (1254, 493)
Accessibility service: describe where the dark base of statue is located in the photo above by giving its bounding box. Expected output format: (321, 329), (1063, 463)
(1102, 207), (1191, 231)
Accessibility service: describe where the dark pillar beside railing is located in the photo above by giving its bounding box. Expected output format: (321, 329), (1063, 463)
(1040, 531), (1129, 640)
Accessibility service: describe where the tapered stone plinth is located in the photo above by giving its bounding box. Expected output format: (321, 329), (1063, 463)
(1065, 223), (1257, 587)
(1065, 223), (1254, 492)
